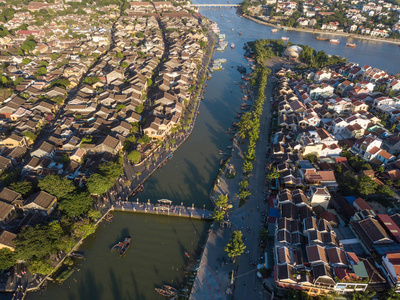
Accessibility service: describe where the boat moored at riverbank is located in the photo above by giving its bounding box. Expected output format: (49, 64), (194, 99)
(346, 42), (356, 47)
(329, 39), (340, 44)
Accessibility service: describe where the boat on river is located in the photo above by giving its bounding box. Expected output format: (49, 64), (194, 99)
(71, 252), (85, 259)
(119, 236), (131, 256)
(111, 241), (123, 252)
(155, 285), (178, 298)
(231, 43), (235, 49)
(271, 28), (278, 33)
(329, 39), (340, 44)
(281, 37), (289, 41)
(316, 37), (329, 41)
(346, 43), (356, 48)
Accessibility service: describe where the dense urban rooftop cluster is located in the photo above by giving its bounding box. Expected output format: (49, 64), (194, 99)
(268, 58), (400, 295)
(0, 0), (210, 276)
(241, 0), (400, 39)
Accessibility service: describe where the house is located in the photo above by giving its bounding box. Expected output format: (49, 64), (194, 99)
(0, 156), (12, 171)
(351, 217), (393, 251)
(1, 134), (27, 147)
(0, 230), (16, 251)
(30, 141), (55, 158)
(0, 202), (16, 225)
(0, 187), (24, 208)
(308, 186), (331, 209)
(23, 191), (57, 215)
(94, 135), (122, 154)
(70, 148), (86, 163)
(382, 252), (400, 291)
(376, 149), (395, 164)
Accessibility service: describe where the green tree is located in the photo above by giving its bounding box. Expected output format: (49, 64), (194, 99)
(380, 286), (400, 300)
(350, 291), (376, 300)
(9, 181), (33, 197)
(16, 222), (72, 274)
(239, 189), (251, 200)
(266, 167), (279, 181)
(137, 135), (151, 144)
(88, 209), (102, 221)
(303, 153), (318, 163)
(239, 180), (249, 190)
(357, 175), (378, 196)
(38, 175), (75, 199)
(115, 52), (124, 58)
(212, 209), (225, 222)
(243, 160), (253, 174)
(58, 192), (94, 218)
(215, 194), (228, 209)
(83, 76), (101, 85)
(120, 61), (129, 68)
(224, 230), (246, 263)
(98, 160), (123, 179)
(73, 220), (97, 239)
(86, 173), (112, 195)
(0, 248), (16, 271)
(377, 185), (394, 197)
(36, 66), (47, 76)
(135, 103), (144, 114)
(375, 165), (385, 173)
(22, 58), (32, 64)
(127, 150), (141, 164)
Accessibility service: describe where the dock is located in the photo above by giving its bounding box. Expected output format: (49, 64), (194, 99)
(112, 199), (213, 220)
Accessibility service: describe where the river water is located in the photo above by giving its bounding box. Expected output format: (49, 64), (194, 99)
(27, 3), (400, 300)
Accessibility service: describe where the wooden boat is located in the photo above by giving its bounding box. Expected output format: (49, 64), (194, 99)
(119, 236), (131, 256)
(111, 241), (123, 252)
(316, 37), (329, 41)
(71, 252), (85, 259)
(155, 288), (175, 297)
(346, 43), (356, 48)
(329, 39), (340, 44)
(155, 285), (178, 297)
(163, 285), (178, 295)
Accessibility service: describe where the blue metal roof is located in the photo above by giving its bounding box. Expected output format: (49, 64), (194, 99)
(345, 196), (356, 205)
(269, 208), (280, 218)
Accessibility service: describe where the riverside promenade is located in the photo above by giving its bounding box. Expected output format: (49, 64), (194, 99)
(190, 59), (284, 300)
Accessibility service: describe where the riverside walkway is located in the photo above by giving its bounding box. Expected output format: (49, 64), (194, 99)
(112, 200), (214, 220)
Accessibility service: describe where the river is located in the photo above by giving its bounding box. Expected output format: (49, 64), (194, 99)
(27, 3), (400, 300)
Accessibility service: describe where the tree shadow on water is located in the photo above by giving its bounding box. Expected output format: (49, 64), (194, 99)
(73, 270), (103, 300)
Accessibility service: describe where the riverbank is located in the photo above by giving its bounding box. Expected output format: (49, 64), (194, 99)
(242, 14), (400, 45)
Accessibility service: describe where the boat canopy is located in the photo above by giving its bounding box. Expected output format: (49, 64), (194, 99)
(158, 199), (173, 204)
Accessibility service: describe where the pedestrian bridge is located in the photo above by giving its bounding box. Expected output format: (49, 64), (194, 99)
(112, 199), (214, 220)
(193, 4), (240, 7)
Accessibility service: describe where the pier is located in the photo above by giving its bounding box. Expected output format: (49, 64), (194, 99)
(112, 199), (214, 220)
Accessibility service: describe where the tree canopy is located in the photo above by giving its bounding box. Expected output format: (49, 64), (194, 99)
(225, 230), (246, 262)
(9, 181), (33, 198)
(38, 175), (76, 200)
(58, 192), (94, 218)
(0, 248), (16, 271)
(127, 150), (141, 164)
